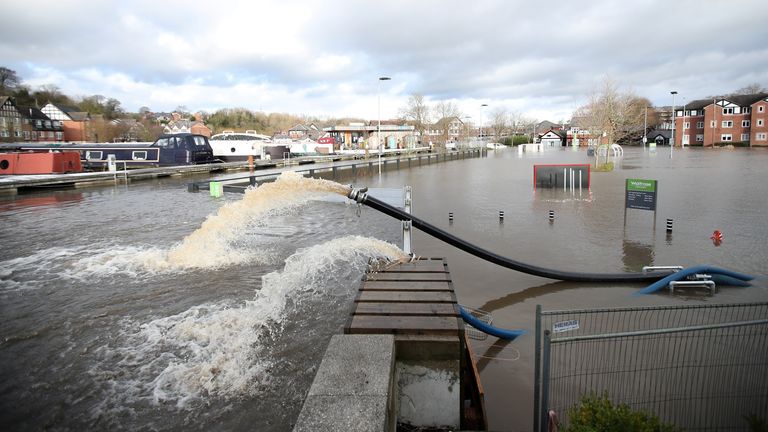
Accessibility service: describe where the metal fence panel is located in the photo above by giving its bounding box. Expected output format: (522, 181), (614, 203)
(535, 302), (768, 431)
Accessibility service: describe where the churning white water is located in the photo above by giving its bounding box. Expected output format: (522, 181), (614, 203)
(93, 235), (407, 414)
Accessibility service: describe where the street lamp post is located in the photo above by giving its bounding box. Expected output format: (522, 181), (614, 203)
(377, 76), (391, 176)
(479, 104), (488, 142)
(643, 106), (648, 149)
(670, 91), (677, 159)
(463, 116), (471, 146)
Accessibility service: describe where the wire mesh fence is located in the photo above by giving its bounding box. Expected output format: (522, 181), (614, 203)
(534, 302), (768, 431)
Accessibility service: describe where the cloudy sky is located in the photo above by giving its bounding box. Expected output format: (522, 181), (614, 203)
(1, 0), (767, 123)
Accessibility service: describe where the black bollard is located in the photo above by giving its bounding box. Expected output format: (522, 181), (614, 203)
(499, 210), (504, 222)
(548, 210), (555, 222)
(666, 218), (673, 233)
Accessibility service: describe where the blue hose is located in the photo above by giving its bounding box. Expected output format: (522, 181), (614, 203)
(459, 306), (526, 340)
(635, 265), (754, 295)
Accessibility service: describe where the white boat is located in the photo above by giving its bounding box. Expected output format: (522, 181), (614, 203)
(208, 130), (272, 161)
(486, 142), (506, 150)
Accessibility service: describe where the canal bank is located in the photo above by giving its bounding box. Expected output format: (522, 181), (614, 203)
(0, 148), (485, 195)
(1, 146), (766, 431)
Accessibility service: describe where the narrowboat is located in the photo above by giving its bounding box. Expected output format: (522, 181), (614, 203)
(0, 133), (218, 169)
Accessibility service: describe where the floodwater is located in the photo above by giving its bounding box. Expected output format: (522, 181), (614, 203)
(1, 147), (767, 431)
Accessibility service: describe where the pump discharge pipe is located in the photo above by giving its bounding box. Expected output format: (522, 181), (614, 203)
(348, 186), (669, 283)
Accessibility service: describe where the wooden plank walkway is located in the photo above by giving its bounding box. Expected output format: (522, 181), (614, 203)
(345, 257), (463, 338)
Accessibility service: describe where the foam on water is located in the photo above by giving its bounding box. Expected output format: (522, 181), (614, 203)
(93, 235), (407, 414)
(0, 173), (354, 293)
(165, 172), (351, 269)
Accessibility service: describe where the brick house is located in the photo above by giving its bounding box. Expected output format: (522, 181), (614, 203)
(164, 120), (212, 138)
(41, 103), (90, 142)
(19, 106), (64, 142)
(674, 93), (768, 147)
(0, 96), (24, 142)
(424, 117), (465, 143)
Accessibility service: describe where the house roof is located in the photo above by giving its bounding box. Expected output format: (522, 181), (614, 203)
(542, 128), (566, 139)
(647, 129), (671, 139)
(17, 106), (51, 120)
(713, 93), (768, 107)
(289, 124), (310, 132)
(683, 99), (711, 110)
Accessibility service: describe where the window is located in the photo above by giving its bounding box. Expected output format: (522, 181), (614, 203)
(14, 130), (21, 137)
(744, 107), (751, 114)
(689, 110), (697, 116)
(721, 134), (732, 141)
(35, 120), (41, 128)
(31, 131), (37, 140)
(44, 121), (51, 128)
(722, 120), (733, 128)
(723, 107), (734, 115)
(55, 132), (63, 140)
(756, 133), (767, 141)
(0, 129), (8, 138)
(742, 120), (751, 127)
(683, 122), (690, 129)
(741, 134), (749, 141)
(758, 119), (765, 126)
(132, 151), (148, 160)
(697, 121), (704, 129)
(696, 134), (704, 142)
(85, 151), (103, 160)
(682, 135), (690, 144)
(710, 120), (716, 128)
(23, 131), (30, 140)
(759, 106), (765, 113)
(155, 138), (171, 148)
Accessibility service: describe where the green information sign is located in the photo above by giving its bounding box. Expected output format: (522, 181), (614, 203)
(627, 179), (657, 193)
(625, 178), (658, 211)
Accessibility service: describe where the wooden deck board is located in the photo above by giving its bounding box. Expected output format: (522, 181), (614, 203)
(357, 291), (455, 303)
(382, 261), (447, 272)
(366, 272), (450, 281)
(361, 280), (452, 291)
(354, 302), (459, 316)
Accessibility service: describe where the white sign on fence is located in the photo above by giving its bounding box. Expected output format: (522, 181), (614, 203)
(552, 319), (580, 333)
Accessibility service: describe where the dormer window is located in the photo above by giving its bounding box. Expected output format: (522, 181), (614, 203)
(723, 107), (734, 115)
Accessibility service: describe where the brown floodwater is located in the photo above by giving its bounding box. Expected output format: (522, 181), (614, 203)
(0, 146), (765, 431)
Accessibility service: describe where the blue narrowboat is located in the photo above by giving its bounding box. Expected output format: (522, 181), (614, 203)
(0, 133), (218, 169)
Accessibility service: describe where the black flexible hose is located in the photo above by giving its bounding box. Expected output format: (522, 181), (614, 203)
(358, 192), (671, 283)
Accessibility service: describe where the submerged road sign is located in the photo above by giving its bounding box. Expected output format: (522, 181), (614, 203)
(625, 178), (658, 211)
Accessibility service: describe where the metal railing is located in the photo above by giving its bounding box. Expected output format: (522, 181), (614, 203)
(534, 302), (768, 431)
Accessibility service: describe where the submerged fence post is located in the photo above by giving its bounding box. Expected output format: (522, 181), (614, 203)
(540, 330), (552, 432)
(534, 305), (543, 432)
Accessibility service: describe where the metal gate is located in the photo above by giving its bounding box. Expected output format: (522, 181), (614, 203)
(534, 302), (768, 431)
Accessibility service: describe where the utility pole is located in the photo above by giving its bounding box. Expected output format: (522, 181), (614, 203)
(643, 106), (647, 149)
(377, 76), (391, 177)
(670, 91), (677, 159)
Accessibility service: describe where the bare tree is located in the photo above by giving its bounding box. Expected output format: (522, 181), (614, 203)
(489, 107), (508, 141)
(432, 100), (461, 149)
(574, 77), (650, 145)
(731, 83), (767, 95)
(0, 67), (21, 94)
(399, 94), (431, 139)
